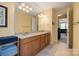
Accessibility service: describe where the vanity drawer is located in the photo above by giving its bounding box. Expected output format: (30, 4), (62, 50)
(20, 35), (40, 44)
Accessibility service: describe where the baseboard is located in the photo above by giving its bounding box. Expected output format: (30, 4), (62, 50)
(73, 48), (79, 56)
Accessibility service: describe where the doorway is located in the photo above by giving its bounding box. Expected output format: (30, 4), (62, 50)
(58, 13), (69, 47)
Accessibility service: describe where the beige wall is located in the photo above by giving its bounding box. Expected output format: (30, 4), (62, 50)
(38, 9), (52, 31)
(15, 11), (32, 33)
(38, 9), (58, 44)
(0, 2), (15, 37)
(72, 3), (79, 55)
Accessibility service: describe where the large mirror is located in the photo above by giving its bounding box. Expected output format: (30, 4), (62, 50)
(0, 5), (7, 27)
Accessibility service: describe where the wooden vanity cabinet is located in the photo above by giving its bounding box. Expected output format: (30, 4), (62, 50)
(40, 34), (46, 49)
(32, 38), (40, 55)
(20, 42), (32, 56)
(20, 36), (41, 56)
(46, 33), (50, 45)
(20, 32), (50, 56)
(40, 33), (50, 49)
(20, 39), (33, 56)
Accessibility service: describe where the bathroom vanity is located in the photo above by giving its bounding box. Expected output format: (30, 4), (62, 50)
(16, 32), (50, 56)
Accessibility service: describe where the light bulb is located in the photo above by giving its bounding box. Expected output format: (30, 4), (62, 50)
(23, 8), (26, 11)
(58, 14), (61, 16)
(26, 6), (29, 9)
(19, 6), (22, 9)
(38, 14), (41, 17)
(26, 10), (29, 12)
(29, 8), (32, 11)
(22, 3), (25, 7)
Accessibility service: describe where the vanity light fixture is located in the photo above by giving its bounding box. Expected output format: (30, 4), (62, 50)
(26, 6), (29, 9)
(21, 3), (25, 7)
(19, 3), (32, 13)
(26, 10), (29, 12)
(23, 8), (26, 11)
(38, 14), (45, 17)
(38, 14), (41, 17)
(19, 6), (22, 9)
(29, 8), (32, 11)
(58, 14), (62, 16)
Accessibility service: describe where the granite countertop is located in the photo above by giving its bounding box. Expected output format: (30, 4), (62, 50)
(15, 31), (49, 39)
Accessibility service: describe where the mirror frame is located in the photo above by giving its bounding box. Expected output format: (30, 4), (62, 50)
(0, 5), (7, 27)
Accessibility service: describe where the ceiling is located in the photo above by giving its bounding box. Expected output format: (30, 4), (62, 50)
(15, 2), (71, 16)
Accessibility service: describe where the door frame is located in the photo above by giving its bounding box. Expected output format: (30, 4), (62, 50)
(57, 14), (69, 48)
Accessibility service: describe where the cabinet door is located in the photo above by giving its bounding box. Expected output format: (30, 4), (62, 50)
(40, 36), (46, 49)
(32, 39), (40, 55)
(47, 33), (50, 45)
(43, 33), (50, 46)
(20, 42), (32, 56)
(46, 35), (48, 45)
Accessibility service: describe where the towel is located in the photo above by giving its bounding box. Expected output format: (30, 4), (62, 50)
(1, 45), (18, 56)
(0, 46), (2, 56)
(0, 36), (18, 45)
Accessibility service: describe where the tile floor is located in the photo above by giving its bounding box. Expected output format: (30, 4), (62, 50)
(36, 41), (73, 56)
(60, 33), (67, 43)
